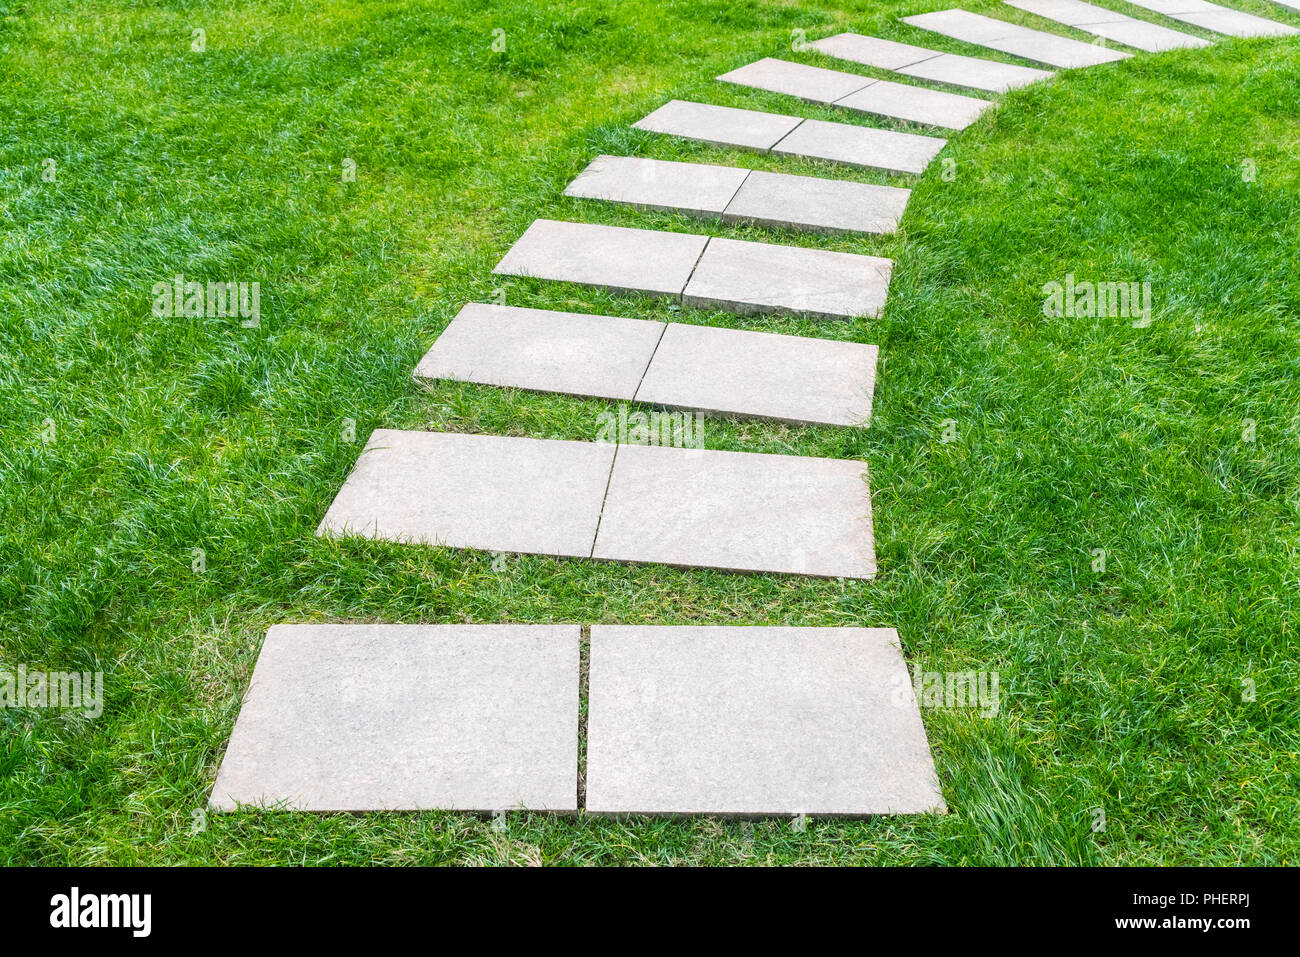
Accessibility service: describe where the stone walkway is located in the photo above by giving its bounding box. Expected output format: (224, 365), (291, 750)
(215, 3), (1300, 817)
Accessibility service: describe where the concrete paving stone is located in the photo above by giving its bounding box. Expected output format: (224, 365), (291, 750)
(564, 155), (750, 217)
(717, 57), (875, 104)
(812, 32), (1052, 92)
(897, 51), (1054, 92)
(771, 118), (948, 174)
(591, 443), (876, 579)
(210, 624), (580, 812)
(317, 429), (615, 558)
(834, 76), (994, 129)
(634, 321), (877, 427)
(683, 236), (893, 320)
(1270, 0), (1300, 13)
(722, 168), (911, 235)
(809, 32), (946, 69)
(1123, 0), (1297, 36)
(1005, 0), (1212, 50)
(633, 99), (804, 151)
(413, 302), (665, 401)
(902, 9), (1132, 67)
(585, 625), (946, 816)
(493, 219), (708, 298)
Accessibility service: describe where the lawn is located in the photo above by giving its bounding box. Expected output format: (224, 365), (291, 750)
(1, 0), (1297, 865)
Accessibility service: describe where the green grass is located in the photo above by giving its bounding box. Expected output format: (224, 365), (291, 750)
(2, 0), (1298, 865)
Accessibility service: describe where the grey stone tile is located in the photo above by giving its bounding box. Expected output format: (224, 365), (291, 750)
(317, 429), (615, 559)
(585, 625), (946, 816)
(834, 77), (994, 129)
(210, 624), (580, 812)
(717, 57), (874, 104)
(493, 219), (708, 298)
(1005, 0), (1212, 51)
(898, 51), (1054, 92)
(902, 9), (1132, 67)
(414, 302), (665, 401)
(591, 443), (876, 578)
(1122, 0), (1297, 37)
(684, 236), (893, 320)
(809, 32), (945, 69)
(772, 118), (948, 174)
(633, 99), (803, 151)
(635, 321), (877, 427)
(722, 169), (911, 235)
(564, 155), (750, 217)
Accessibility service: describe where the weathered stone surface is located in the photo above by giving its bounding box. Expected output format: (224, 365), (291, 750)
(902, 9), (1133, 67)
(1005, 0), (1212, 51)
(633, 321), (877, 427)
(810, 32), (943, 69)
(683, 237), (893, 320)
(317, 429), (615, 558)
(591, 443), (876, 579)
(812, 32), (1052, 92)
(210, 623), (580, 812)
(722, 169), (910, 235)
(564, 155), (749, 216)
(834, 76), (994, 129)
(633, 99), (803, 151)
(717, 57), (874, 104)
(585, 625), (946, 816)
(1121, 0), (1296, 37)
(771, 118), (947, 174)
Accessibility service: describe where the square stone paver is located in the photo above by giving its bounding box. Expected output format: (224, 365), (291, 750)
(633, 99), (803, 151)
(1005, 0), (1212, 51)
(834, 77), (994, 129)
(564, 155), (749, 217)
(493, 219), (708, 297)
(591, 443), (876, 578)
(684, 236), (893, 320)
(772, 118), (947, 174)
(1121, 0), (1296, 36)
(898, 51), (1053, 92)
(414, 302), (665, 401)
(717, 57), (874, 104)
(317, 429), (615, 558)
(585, 626), (946, 816)
(809, 32), (944, 69)
(722, 169), (911, 235)
(634, 322), (877, 426)
(210, 624), (580, 812)
(902, 9), (1132, 67)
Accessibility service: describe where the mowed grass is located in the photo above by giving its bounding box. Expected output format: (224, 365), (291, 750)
(2, 0), (1298, 865)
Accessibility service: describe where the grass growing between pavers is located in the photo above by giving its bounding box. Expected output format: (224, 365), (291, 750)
(2, 0), (1298, 864)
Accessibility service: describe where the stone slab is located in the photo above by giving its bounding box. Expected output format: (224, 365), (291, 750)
(210, 624), (580, 812)
(834, 76), (994, 129)
(317, 429), (615, 558)
(591, 443), (876, 578)
(1005, 0), (1212, 50)
(1122, 0), (1297, 36)
(585, 626), (946, 816)
(771, 118), (948, 174)
(684, 236), (893, 320)
(564, 155), (749, 216)
(633, 99), (804, 151)
(717, 57), (874, 104)
(902, 9), (1132, 67)
(634, 322), (877, 427)
(413, 302), (665, 401)
(493, 219), (708, 298)
(722, 168), (911, 235)
(812, 32), (1053, 92)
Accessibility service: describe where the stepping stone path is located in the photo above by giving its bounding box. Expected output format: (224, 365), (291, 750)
(1005, 0), (1212, 51)
(635, 100), (948, 174)
(227, 5), (1300, 818)
(585, 626), (946, 816)
(810, 32), (1054, 92)
(211, 624), (580, 811)
(903, 8), (1133, 67)
(319, 429), (877, 579)
(416, 303), (878, 427)
(1120, 0), (1297, 37)
(719, 57), (995, 129)
(494, 219), (894, 320)
(565, 154), (912, 235)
